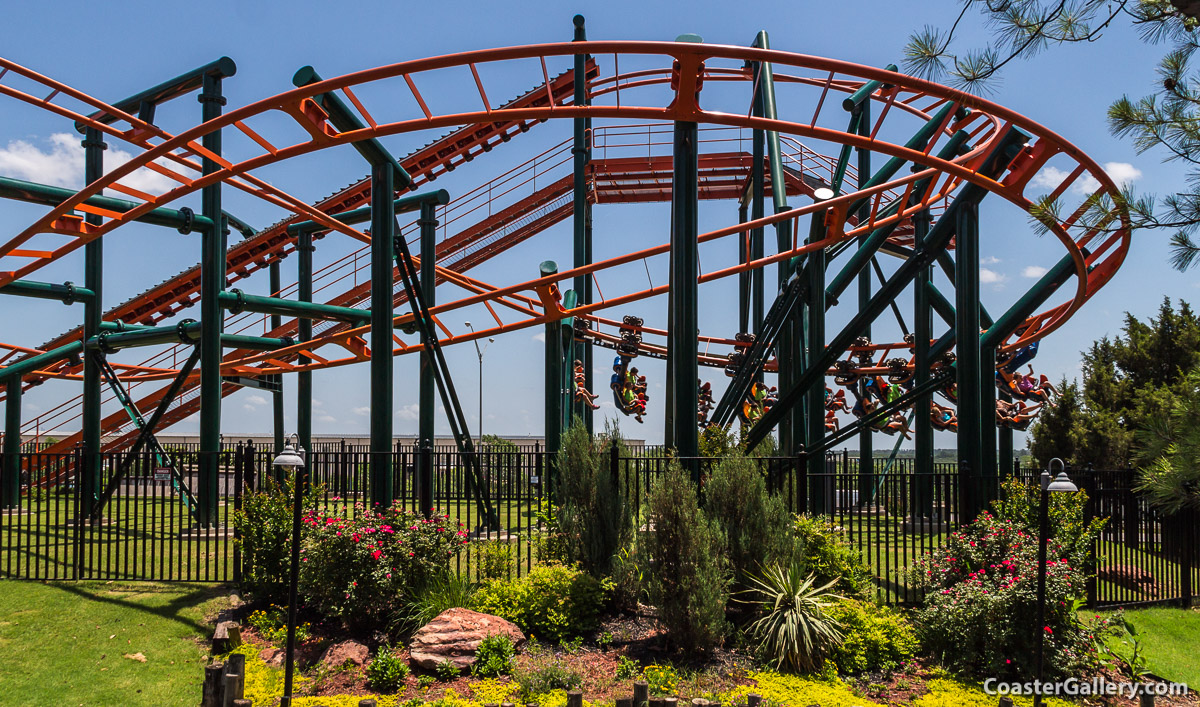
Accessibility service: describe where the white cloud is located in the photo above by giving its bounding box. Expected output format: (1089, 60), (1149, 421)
(532, 332), (546, 343)
(1030, 161), (1142, 196)
(980, 268), (1006, 284)
(981, 256), (1001, 265)
(243, 394), (268, 407)
(316, 413), (336, 424)
(395, 404), (419, 421)
(1022, 265), (1048, 278)
(353, 406), (371, 417)
(0, 132), (178, 196)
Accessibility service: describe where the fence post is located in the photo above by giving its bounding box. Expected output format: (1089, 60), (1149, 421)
(796, 453), (808, 514)
(610, 440), (620, 494)
(233, 443), (244, 586)
(72, 443), (85, 580)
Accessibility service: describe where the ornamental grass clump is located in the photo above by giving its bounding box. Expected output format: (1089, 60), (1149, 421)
(913, 512), (1119, 681)
(298, 504), (469, 630)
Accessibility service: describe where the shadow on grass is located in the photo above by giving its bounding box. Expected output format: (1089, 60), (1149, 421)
(43, 581), (223, 636)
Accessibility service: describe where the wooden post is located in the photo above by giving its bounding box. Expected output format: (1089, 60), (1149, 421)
(358, 700), (377, 707)
(201, 663), (224, 707)
(224, 652), (245, 706)
(998, 698), (1014, 707)
(617, 698), (634, 707)
(650, 698), (664, 707)
(747, 696), (762, 707)
(633, 680), (649, 707)
(567, 692), (584, 707)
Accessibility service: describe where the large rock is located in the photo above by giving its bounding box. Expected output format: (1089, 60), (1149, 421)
(408, 608), (525, 670)
(321, 639), (369, 668)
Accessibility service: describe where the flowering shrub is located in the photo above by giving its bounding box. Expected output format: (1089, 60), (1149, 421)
(641, 664), (680, 696)
(913, 512), (1118, 680)
(233, 472), (323, 603)
(298, 504), (469, 629)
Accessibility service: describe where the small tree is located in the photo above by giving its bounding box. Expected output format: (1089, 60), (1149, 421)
(704, 452), (792, 590)
(1135, 369), (1200, 514)
(644, 462), (730, 652)
(556, 421), (633, 578)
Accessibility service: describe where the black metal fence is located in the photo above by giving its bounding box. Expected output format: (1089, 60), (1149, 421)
(1, 445), (1193, 610)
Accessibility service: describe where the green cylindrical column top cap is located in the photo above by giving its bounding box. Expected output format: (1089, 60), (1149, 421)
(539, 260), (559, 276)
(293, 65), (322, 88)
(675, 33), (703, 43)
(573, 14), (585, 28)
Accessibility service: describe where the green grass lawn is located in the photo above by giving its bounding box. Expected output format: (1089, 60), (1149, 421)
(1103, 606), (1200, 688)
(0, 580), (229, 706)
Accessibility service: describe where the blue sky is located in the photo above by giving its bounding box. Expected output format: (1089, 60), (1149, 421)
(0, 0), (1191, 448)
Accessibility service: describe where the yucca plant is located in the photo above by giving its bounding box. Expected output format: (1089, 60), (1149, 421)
(741, 563), (844, 673)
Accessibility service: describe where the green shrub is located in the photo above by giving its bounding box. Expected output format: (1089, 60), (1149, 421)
(913, 512), (1120, 680)
(644, 462), (730, 653)
(400, 572), (477, 632)
(515, 660), (584, 696)
(299, 506), (468, 630)
(641, 664), (680, 696)
(825, 599), (917, 675)
(417, 674), (436, 690)
(705, 453), (792, 587)
(557, 422), (634, 578)
(233, 472), (322, 602)
(435, 658), (460, 680)
(472, 634), (515, 677)
(472, 564), (609, 643)
(742, 564), (843, 673)
(790, 515), (874, 598)
(615, 655), (640, 680)
(366, 645), (410, 692)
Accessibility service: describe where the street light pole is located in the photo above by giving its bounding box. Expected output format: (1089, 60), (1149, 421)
(1034, 458), (1077, 707)
(463, 322), (494, 448)
(273, 435), (306, 707)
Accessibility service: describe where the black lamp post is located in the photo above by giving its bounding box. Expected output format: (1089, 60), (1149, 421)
(1034, 458), (1078, 707)
(272, 435), (306, 707)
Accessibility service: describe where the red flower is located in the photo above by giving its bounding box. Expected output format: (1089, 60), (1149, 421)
(372, 549), (382, 561)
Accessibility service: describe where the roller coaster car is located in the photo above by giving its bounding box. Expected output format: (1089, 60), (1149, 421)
(886, 358), (911, 384)
(903, 333), (917, 348)
(616, 334), (641, 357)
(622, 315), (644, 328)
(852, 336), (874, 365)
(573, 318), (591, 340)
(833, 359), (860, 386)
(735, 332), (756, 345)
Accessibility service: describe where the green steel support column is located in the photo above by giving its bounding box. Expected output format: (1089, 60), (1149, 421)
(667, 119), (700, 473)
(912, 210), (935, 518)
(369, 163), (396, 508)
(806, 206), (828, 513)
(541, 261), (562, 499)
(560, 290), (578, 432)
(980, 344), (998, 497)
(81, 127), (105, 517)
(270, 261), (284, 454)
(571, 14), (594, 435)
(197, 72), (225, 527)
(738, 201), (750, 335)
(418, 203), (437, 517)
(2, 379), (20, 508)
(750, 109), (765, 335)
(298, 231), (313, 455)
(855, 100), (874, 502)
(955, 201), (983, 522)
